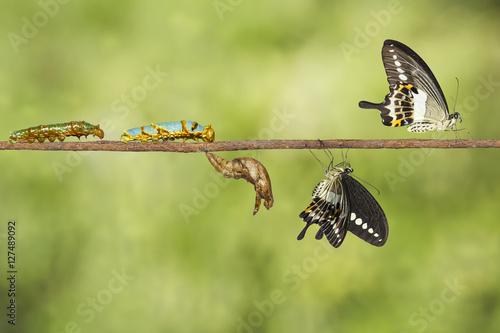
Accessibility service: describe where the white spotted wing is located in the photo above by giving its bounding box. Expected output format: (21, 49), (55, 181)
(343, 175), (388, 247)
(359, 39), (460, 133)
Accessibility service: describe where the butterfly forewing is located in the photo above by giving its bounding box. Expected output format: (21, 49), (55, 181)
(343, 175), (388, 246)
(382, 40), (449, 113)
(383, 40), (449, 122)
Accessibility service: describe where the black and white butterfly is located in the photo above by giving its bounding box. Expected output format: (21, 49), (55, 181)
(298, 158), (388, 248)
(359, 39), (461, 133)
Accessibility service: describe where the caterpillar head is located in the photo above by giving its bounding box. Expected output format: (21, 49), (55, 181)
(203, 124), (215, 142)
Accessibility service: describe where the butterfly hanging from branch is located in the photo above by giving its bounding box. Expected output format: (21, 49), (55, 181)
(298, 152), (388, 248)
(359, 39), (461, 133)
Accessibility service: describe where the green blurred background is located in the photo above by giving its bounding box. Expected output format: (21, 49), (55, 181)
(1, 0), (500, 332)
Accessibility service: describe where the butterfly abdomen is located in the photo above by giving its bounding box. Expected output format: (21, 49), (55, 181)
(407, 122), (438, 132)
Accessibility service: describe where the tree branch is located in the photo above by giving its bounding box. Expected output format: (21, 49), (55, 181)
(0, 139), (499, 152)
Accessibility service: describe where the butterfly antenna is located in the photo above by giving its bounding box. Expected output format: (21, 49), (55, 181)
(453, 77), (460, 117)
(451, 77), (460, 140)
(449, 80), (473, 138)
(351, 173), (381, 195)
(462, 127), (473, 139)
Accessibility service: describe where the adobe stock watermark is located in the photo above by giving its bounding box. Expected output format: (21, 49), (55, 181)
(213, 0), (244, 21)
(7, 0), (72, 54)
(384, 148), (434, 192)
(52, 267), (136, 333)
(384, 74), (500, 192)
(233, 240), (334, 333)
(401, 278), (467, 333)
(178, 106), (296, 224)
(339, 0), (410, 63)
(51, 65), (169, 182)
(455, 74), (500, 119)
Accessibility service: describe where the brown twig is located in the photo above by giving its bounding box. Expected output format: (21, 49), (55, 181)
(0, 139), (499, 152)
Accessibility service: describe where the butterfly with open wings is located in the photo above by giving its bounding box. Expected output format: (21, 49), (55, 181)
(359, 39), (461, 133)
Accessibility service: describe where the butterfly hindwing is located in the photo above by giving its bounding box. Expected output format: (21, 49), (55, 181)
(298, 173), (350, 248)
(359, 39), (459, 133)
(318, 201), (350, 248)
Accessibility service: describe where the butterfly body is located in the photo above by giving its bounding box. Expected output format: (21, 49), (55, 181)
(298, 162), (388, 248)
(359, 39), (460, 133)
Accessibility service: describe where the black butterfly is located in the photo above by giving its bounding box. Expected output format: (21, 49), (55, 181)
(359, 39), (460, 133)
(298, 159), (388, 248)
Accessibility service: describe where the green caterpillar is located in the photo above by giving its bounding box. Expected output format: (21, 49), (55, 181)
(9, 121), (104, 144)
